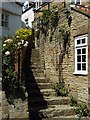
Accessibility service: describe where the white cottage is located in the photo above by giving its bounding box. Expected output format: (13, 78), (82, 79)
(0, 2), (22, 38)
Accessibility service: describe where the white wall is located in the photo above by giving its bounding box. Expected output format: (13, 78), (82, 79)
(22, 8), (34, 28)
(2, 13), (21, 37)
(0, 10), (2, 38)
(0, 2), (22, 38)
(2, 2), (22, 16)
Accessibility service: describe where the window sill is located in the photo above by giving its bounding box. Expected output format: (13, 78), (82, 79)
(73, 72), (88, 76)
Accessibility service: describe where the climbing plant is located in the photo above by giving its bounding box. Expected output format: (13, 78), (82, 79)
(39, 9), (59, 36)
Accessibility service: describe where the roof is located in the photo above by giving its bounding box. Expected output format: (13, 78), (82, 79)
(71, 4), (90, 18)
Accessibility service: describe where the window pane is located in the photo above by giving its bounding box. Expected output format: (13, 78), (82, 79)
(77, 49), (81, 54)
(82, 55), (86, 62)
(77, 40), (80, 44)
(70, 0), (74, 4)
(5, 15), (8, 20)
(2, 14), (4, 19)
(77, 56), (81, 62)
(5, 22), (8, 27)
(1, 21), (4, 27)
(82, 48), (86, 54)
(76, 0), (80, 4)
(82, 38), (85, 44)
(77, 63), (81, 70)
(82, 63), (86, 70)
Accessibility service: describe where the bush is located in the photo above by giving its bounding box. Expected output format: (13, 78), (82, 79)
(75, 103), (90, 117)
(2, 28), (32, 104)
(70, 96), (78, 107)
(14, 28), (32, 40)
(53, 81), (69, 97)
(35, 29), (40, 38)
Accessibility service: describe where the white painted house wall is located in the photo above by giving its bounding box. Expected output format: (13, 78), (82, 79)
(0, 2), (22, 38)
(21, 1), (34, 28)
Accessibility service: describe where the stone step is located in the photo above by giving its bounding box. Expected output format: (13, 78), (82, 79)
(29, 105), (75, 119)
(29, 97), (70, 107)
(30, 58), (40, 61)
(28, 89), (55, 98)
(29, 83), (52, 89)
(30, 60), (41, 64)
(35, 77), (48, 83)
(31, 68), (43, 73)
(33, 72), (45, 78)
(46, 97), (70, 105)
(25, 77), (48, 83)
(31, 49), (39, 55)
(39, 105), (76, 118)
(42, 116), (90, 120)
(30, 66), (42, 69)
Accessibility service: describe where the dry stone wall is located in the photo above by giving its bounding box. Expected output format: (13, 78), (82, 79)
(2, 91), (29, 119)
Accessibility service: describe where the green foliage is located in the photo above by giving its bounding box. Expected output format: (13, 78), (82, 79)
(41, 10), (51, 26)
(70, 97), (78, 107)
(39, 10), (59, 35)
(53, 81), (69, 97)
(75, 103), (90, 117)
(35, 29), (40, 38)
(2, 37), (27, 104)
(2, 28), (33, 104)
(59, 25), (66, 40)
(14, 28), (32, 40)
(50, 11), (59, 27)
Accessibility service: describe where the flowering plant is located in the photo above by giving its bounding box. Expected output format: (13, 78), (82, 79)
(2, 28), (32, 104)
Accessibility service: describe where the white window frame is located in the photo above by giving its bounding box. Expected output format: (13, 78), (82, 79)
(1, 13), (9, 28)
(70, 0), (81, 5)
(35, 0), (42, 10)
(74, 34), (88, 75)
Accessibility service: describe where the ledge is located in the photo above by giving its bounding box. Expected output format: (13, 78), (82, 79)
(73, 72), (88, 76)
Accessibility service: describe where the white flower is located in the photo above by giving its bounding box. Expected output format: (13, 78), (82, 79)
(25, 41), (29, 45)
(24, 43), (28, 47)
(21, 40), (24, 44)
(5, 51), (10, 55)
(3, 44), (6, 47)
(14, 44), (17, 47)
(23, 41), (29, 47)
(4, 39), (13, 43)
(18, 42), (21, 46)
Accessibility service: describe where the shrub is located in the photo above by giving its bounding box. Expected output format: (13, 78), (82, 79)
(75, 103), (90, 117)
(2, 28), (32, 104)
(70, 96), (78, 107)
(14, 28), (32, 40)
(35, 29), (40, 38)
(53, 81), (69, 97)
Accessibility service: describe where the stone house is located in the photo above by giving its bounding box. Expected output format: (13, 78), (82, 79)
(0, 2), (22, 38)
(33, 1), (90, 106)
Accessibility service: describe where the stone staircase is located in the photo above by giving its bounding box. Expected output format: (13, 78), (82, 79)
(26, 49), (76, 120)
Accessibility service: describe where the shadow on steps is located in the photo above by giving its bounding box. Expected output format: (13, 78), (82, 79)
(22, 47), (47, 120)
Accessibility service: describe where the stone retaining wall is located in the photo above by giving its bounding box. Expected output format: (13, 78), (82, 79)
(2, 91), (29, 119)
(39, 3), (89, 104)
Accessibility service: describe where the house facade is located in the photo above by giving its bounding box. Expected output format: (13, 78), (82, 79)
(21, 1), (34, 28)
(21, 0), (90, 105)
(0, 2), (22, 38)
(21, 0), (50, 28)
(32, 1), (90, 105)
